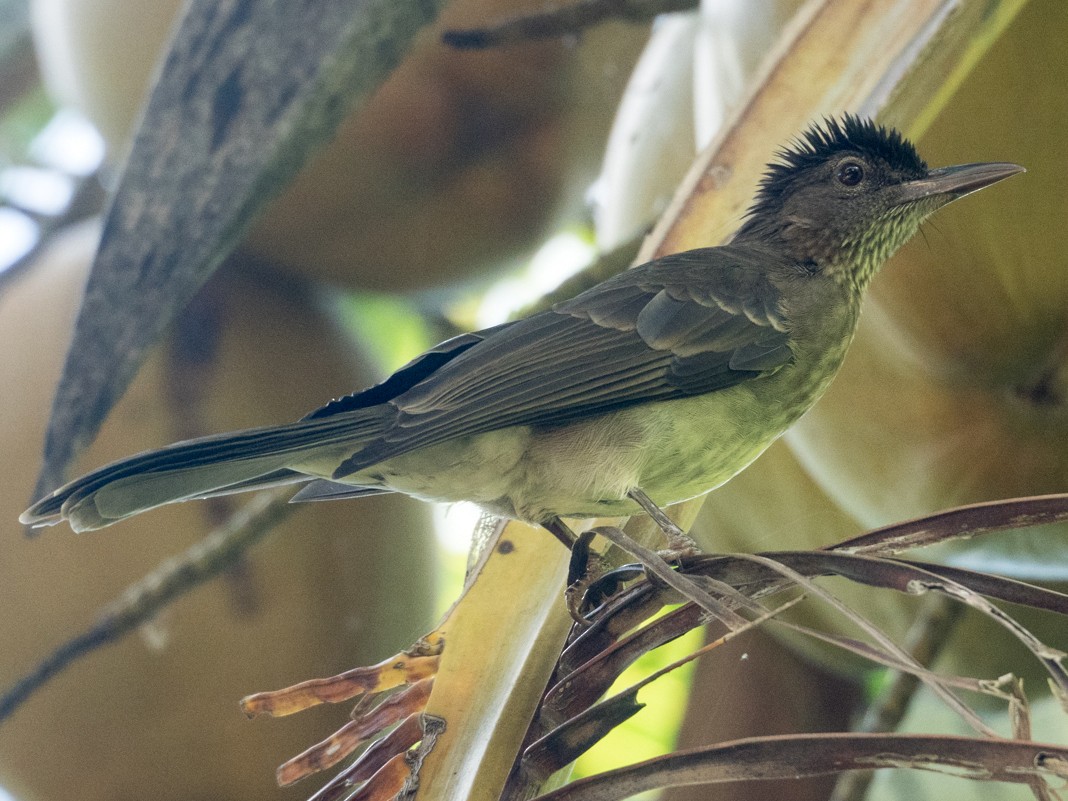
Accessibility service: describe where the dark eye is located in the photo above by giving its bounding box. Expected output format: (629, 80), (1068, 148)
(837, 161), (865, 187)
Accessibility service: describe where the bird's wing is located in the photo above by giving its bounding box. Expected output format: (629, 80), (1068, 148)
(334, 246), (794, 477)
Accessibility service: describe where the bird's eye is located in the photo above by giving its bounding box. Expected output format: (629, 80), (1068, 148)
(836, 161), (865, 187)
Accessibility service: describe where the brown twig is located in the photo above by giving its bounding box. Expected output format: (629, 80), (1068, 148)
(442, 0), (698, 50)
(587, 524), (750, 630)
(531, 733), (1068, 800)
(731, 553), (997, 738)
(828, 596), (965, 801)
(0, 490), (294, 723)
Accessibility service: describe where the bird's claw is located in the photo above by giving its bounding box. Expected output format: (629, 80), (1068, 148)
(627, 487), (703, 560)
(657, 532), (701, 565)
(565, 532), (607, 627)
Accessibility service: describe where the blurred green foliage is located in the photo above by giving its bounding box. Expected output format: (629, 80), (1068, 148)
(340, 290), (436, 373)
(0, 88), (53, 167)
(573, 614), (703, 798)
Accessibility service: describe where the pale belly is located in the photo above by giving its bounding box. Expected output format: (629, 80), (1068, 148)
(507, 385), (799, 521)
(363, 368), (815, 524)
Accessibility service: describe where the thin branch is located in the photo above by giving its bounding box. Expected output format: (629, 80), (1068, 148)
(442, 0), (697, 50)
(0, 490), (293, 723)
(587, 525), (750, 630)
(829, 596), (965, 801)
(731, 553), (998, 738)
(531, 733), (1068, 800)
(831, 493), (1068, 556)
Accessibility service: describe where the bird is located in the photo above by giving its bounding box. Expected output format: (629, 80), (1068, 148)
(22, 115), (1023, 548)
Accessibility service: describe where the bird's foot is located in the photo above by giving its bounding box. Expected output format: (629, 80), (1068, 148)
(545, 499), (703, 626)
(626, 487), (701, 560)
(564, 536), (647, 625)
(544, 518), (607, 625)
(564, 530), (609, 626)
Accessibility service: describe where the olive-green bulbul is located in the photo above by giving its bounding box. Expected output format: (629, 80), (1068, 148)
(22, 116), (1022, 541)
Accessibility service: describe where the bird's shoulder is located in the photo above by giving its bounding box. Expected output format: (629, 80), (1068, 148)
(545, 245), (796, 375)
(553, 244), (793, 335)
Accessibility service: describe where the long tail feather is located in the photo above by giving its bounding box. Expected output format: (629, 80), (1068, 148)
(22, 408), (389, 532)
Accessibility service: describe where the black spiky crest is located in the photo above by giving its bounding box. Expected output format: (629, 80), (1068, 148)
(744, 115), (927, 218)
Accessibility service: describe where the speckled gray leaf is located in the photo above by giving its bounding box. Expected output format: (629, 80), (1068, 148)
(33, 0), (450, 500)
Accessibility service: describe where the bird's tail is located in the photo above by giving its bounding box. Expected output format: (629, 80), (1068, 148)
(21, 408), (390, 532)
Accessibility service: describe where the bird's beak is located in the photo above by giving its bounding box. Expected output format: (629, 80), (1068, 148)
(900, 161), (1025, 203)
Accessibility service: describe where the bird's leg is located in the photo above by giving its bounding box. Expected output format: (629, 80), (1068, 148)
(563, 531), (601, 627)
(627, 488), (700, 557)
(544, 517), (609, 626)
(543, 517), (592, 586)
(542, 516), (577, 549)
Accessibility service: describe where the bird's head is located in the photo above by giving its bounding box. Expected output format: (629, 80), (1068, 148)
(734, 115), (1023, 290)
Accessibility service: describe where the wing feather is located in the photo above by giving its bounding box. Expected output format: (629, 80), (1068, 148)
(333, 245), (795, 478)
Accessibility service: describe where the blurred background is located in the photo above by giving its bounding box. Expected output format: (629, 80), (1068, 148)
(0, 1), (649, 798)
(1, 1), (1065, 800)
